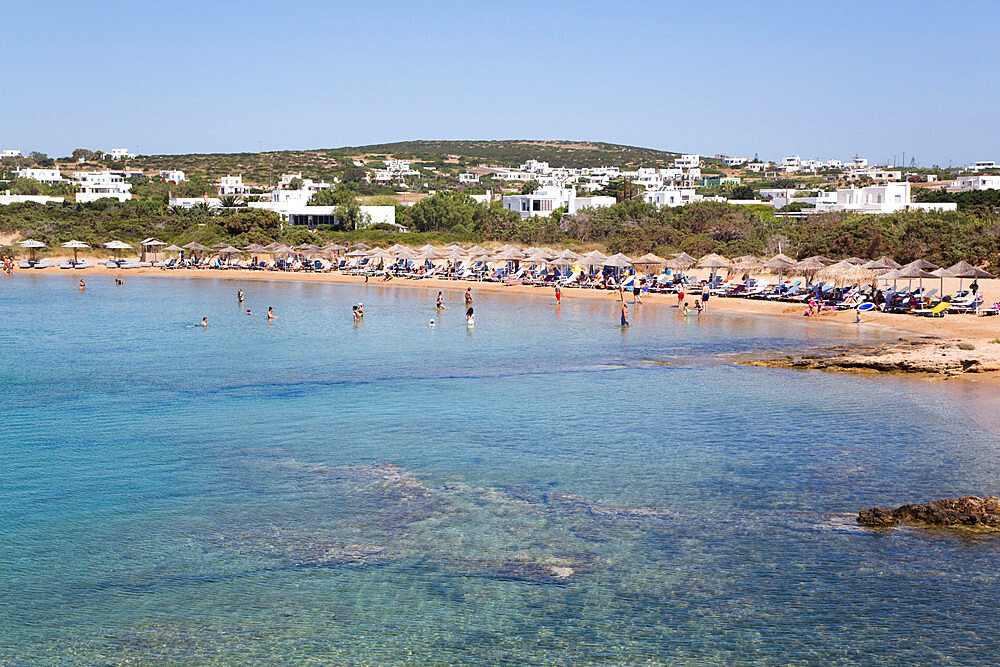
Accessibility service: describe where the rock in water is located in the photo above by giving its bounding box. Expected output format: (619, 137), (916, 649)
(858, 496), (1000, 529)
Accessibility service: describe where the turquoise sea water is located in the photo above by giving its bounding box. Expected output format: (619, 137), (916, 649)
(3, 273), (1000, 665)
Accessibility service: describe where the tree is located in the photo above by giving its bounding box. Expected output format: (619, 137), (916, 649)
(520, 180), (541, 194)
(729, 184), (756, 200)
(287, 177), (303, 190)
(219, 195), (244, 209)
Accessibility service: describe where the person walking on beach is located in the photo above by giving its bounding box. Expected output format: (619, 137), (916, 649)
(465, 287), (473, 306)
(267, 307), (277, 321)
(677, 285), (685, 306)
(555, 284), (561, 304)
(633, 279), (642, 305)
(436, 291), (445, 309)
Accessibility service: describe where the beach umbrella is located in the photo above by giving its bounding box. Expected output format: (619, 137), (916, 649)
(210, 242), (230, 250)
(905, 258), (939, 271)
(466, 245), (491, 255)
(349, 242), (371, 250)
(493, 247), (527, 261)
(549, 257), (575, 267)
(443, 243), (466, 251)
(216, 245), (241, 254)
(184, 242), (211, 252)
(104, 240), (132, 261)
(163, 244), (183, 254)
(862, 258), (891, 271)
(671, 251), (697, 264)
(418, 243), (440, 252)
(631, 253), (667, 274)
(930, 267), (951, 295)
(61, 240), (89, 263)
(896, 263), (938, 291)
(844, 257), (868, 265)
(764, 254), (797, 285)
(794, 257), (827, 274)
(697, 253), (730, 284)
(141, 238), (167, 247)
(322, 243), (348, 252)
(346, 249), (369, 257)
(555, 249), (580, 260)
(729, 255), (764, 274)
(243, 243), (268, 253)
(416, 249), (444, 260)
(945, 260), (995, 293)
(875, 256), (902, 269)
(815, 260), (877, 287)
(603, 253), (633, 268)
(801, 255), (835, 265)
(18, 239), (46, 261)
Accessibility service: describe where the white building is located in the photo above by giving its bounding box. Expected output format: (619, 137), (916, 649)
(502, 187), (614, 218)
(458, 172), (480, 183)
(674, 154), (699, 169)
(279, 173), (303, 187)
(745, 161), (771, 172)
(968, 160), (998, 171)
(520, 160), (551, 173)
(952, 175), (1000, 191)
(1, 149), (22, 160)
(642, 187), (698, 207)
(14, 167), (63, 183)
(159, 170), (186, 183)
(108, 148), (135, 159)
(169, 196), (223, 209)
(75, 171), (132, 202)
(217, 175), (248, 196)
(721, 156), (750, 167)
(781, 156), (801, 172)
(0, 192), (64, 205)
(814, 183), (955, 214)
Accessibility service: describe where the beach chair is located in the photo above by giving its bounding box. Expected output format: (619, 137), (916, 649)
(913, 302), (949, 317)
(58, 260), (73, 269)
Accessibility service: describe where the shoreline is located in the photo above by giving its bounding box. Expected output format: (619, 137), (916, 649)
(12, 263), (1000, 384)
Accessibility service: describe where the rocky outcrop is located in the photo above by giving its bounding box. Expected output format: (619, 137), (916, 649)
(858, 496), (1000, 529)
(746, 338), (1000, 377)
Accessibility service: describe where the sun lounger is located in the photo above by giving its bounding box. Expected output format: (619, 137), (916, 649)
(912, 302), (949, 317)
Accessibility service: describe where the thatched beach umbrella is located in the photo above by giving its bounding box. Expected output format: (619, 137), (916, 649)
(794, 257), (827, 274)
(322, 243), (348, 252)
(243, 243), (268, 253)
(555, 249), (580, 261)
(493, 247), (527, 261)
(184, 242), (211, 252)
(632, 253), (667, 274)
(896, 262), (938, 290)
(104, 240), (133, 261)
(875, 256), (902, 269)
(602, 253), (633, 268)
(905, 258), (939, 271)
(729, 255), (764, 274)
(163, 244), (183, 258)
(801, 255), (835, 265)
(697, 253), (730, 284)
(349, 242), (371, 250)
(346, 248), (369, 257)
(815, 260), (877, 287)
(945, 260), (995, 292)
(672, 252), (697, 265)
(844, 257), (868, 265)
(61, 240), (89, 263)
(764, 254), (796, 285)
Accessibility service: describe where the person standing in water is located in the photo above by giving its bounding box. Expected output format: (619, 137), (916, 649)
(267, 307), (276, 321)
(436, 291), (446, 309)
(465, 287), (473, 307)
(620, 301), (629, 326)
(701, 285), (710, 311)
(238, 289), (244, 303)
(555, 285), (561, 304)
(78, 279), (86, 290)
(466, 307), (475, 327)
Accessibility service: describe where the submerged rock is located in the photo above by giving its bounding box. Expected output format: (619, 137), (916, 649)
(858, 496), (1000, 529)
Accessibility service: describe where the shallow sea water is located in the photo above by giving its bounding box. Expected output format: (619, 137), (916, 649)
(2, 273), (1000, 665)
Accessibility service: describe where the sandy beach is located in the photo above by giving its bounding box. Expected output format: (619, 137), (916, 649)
(15, 259), (1000, 382)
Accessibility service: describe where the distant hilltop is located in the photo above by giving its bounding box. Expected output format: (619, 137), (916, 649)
(124, 140), (683, 181)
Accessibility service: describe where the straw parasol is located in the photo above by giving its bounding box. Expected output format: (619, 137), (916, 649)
(322, 243), (348, 252)
(346, 248), (369, 257)
(729, 255), (764, 273)
(696, 253), (730, 269)
(243, 243), (268, 253)
(184, 242), (211, 252)
(141, 237), (167, 248)
(349, 242), (371, 250)
(945, 260), (995, 292)
(602, 253), (633, 268)
(844, 257), (868, 265)
(801, 255), (835, 265)
(296, 243), (321, 252)
(631, 253), (668, 272)
(875, 256), (902, 269)
(216, 244), (241, 254)
(555, 249), (580, 260)
(493, 247), (527, 261)
(466, 245), (491, 255)
(163, 244), (183, 254)
(61, 240), (89, 263)
(672, 252), (697, 264)
(815, 260), (877, 287)
(794, 257), (827, 274)
(904, 258), (939, 271)
(896, 262), (938, 290)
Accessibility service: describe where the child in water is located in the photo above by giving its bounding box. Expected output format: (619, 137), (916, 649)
(466, 307), (475, 327)
(682, 302), (690, 317)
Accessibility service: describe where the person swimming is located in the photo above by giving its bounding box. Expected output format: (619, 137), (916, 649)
(246, 308), (252, 315)
(115, 277), (123, 286)
(200, 317), (208, 327)
(429, 319), (436, 326)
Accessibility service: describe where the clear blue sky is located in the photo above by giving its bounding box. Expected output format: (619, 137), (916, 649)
(3, 0), (997, 166)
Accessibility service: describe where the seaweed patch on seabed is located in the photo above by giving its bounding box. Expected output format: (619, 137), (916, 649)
(204, 459), (675, 584)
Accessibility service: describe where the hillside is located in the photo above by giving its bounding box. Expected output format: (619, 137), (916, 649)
(128, 140), (682, 183)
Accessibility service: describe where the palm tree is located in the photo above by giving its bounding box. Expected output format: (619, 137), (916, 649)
(219, 195), (244, 208)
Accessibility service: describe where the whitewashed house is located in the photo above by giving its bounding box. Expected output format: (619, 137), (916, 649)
(968, 160), (998, 171)
(159, 170), (186, 183)
(642, 187), (698, 207)
(1, 149), (22, 160)
(502, 187), (614, 218)
(0, 192), (64, 205)
(75, 171), (132, 202)
(520, 160), (551, 173)
(14, 167), (63, 183)
(458, 172), (480, 184)
(952, 175), (1000, 190)
(217, 175), (248, 196)
(674, 154), (700, 168)
(721, 156), (750, 167)
(169, 196), (222, 209)
(109, 148), (135, 159)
